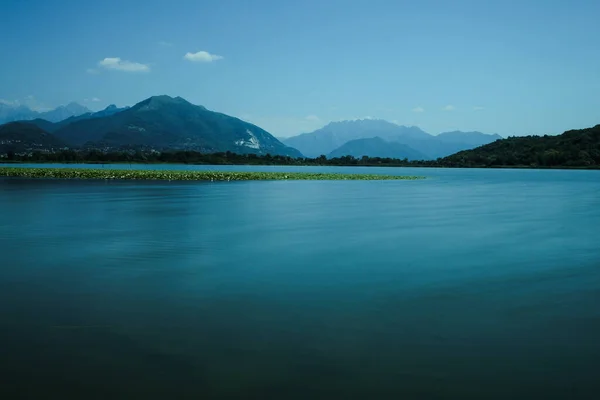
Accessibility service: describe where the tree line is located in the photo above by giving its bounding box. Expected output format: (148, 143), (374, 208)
(442, 126), (600, 168)
(3, 149), (442, 167)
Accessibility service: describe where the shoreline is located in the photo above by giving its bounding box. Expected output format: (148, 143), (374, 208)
(0, 167), (424, 181)
(1, 160), (598, 170)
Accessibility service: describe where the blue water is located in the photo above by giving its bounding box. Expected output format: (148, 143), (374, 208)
(1, 166), (600, 399)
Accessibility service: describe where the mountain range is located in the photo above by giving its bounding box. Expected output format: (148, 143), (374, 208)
(0, 95), (502, 160)
(0, 102), (91, 124)
(0, 96), (301, 157)
(328, 137), (428, 160)
(282, 119), (502, 159)
(1, 96), (597, 168)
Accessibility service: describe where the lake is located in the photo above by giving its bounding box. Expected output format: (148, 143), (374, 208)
(1, 165), (599, 399)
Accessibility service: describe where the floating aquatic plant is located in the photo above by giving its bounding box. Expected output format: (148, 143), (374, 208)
(0, 167), (424, 181)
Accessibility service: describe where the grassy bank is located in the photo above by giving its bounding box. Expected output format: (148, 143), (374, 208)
(0, 167), (423, 181)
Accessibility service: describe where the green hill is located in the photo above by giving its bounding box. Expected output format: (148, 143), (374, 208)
(0, 122), (65, 154)
(52, 95), (301, 157)
(440, 124), (600, 168)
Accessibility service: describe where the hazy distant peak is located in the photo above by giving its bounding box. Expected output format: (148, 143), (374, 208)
(438, 130), (500, 137)
(282, 118), (502, 159)
(327, 118), (393, 126)
(62, 102), (90, 114)
(435, 130), (503, 146)
(327, 136), (428, 160)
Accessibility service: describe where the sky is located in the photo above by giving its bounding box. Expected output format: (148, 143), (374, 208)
(1, 0), (599, 137)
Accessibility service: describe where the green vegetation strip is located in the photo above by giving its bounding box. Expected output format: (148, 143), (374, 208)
(0, 167), (423, 181)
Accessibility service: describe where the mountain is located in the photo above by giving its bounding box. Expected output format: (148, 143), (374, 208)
(23, 105), (127, 133)
(0, 122), (65, 153)
(0, 102), (90, 124)
(51, 95), (301, 157)
(436, 131), (503, 147)
(51, 104), (130, 130)
(26, 119), (58, 132)
(328, 137), (428, 160)
(440, 125), (600, 168)
(38, 102), (91, 122)
(93, 104), (130, 117)
(283, 119), (500, 159)
(0, 104), (37, 123)
(384, 135), (496, 160)
(283, 119), (429, 158)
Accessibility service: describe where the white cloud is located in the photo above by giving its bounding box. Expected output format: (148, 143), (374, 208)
(0, 96), (52, 111)
(84, 97), (101, 103)
(184, 51), (223, 63)
(305, 115), (320, 122)
(1, 96), (63, 112)
(411, 106), (425, 113)
(158, 40), (173, 47)
(442, 105), (455, 111)
(86, 68), (99, 74)
(98, 57), (150, 72)
(0, 99), (18, 106)
(473, 106), (485, 111)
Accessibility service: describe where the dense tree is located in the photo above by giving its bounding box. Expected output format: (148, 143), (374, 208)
(439, 124), (600, 168)
(3, 149), (440, 167)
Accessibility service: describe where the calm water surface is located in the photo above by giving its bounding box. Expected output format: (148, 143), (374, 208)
(1, 166), (600, 399)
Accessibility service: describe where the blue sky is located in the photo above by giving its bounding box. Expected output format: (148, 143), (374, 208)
(1, 0), (599, 137)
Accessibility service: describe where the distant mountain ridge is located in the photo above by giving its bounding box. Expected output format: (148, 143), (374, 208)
(282, 119), (502, 159)
(1, 97), (503, 160)
(48, 104), (131, 131)
(0, 95), (301, 157)
(436, 131), (503, 147)
(0, 102), (91, 124)
(24, 105), (130, 133)
(328, 137), (428, 160)
(283, 119), (429, 158)
(0, 104), (37, 123)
